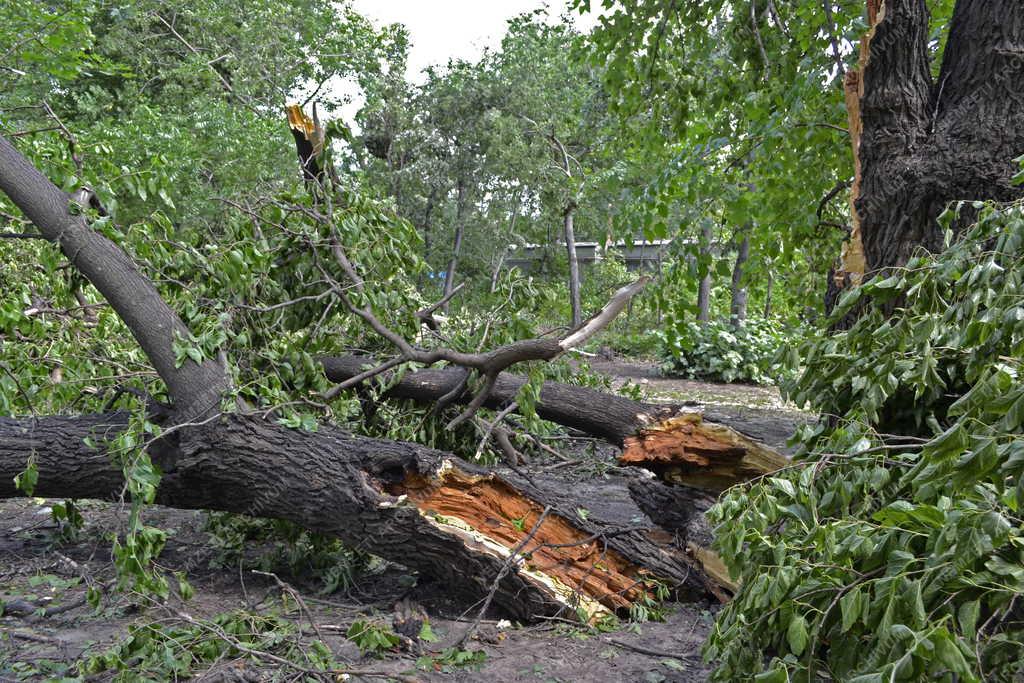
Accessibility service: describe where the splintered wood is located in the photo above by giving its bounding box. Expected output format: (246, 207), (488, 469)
(391, 462), (650, 619)
(620, 412), (787, 492)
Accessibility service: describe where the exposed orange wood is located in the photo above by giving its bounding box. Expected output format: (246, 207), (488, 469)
(619, 413), (787, 493)
(286, 105), (314, 141)
(393, 464), (653, 618)
(837, 0), (885, 286)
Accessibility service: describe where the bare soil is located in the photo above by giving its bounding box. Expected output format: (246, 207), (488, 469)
(1, 359), (806, 682)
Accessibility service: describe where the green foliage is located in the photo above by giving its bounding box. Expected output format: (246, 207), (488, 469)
(416, 647), (488, 672)
(49, 500), (85, 543)
(707, 203), (1024, 681)
(659, 317), (793, 385)
(346, 619), (400, 656)
(82, 609), (334, 681)
(572, 0), (866, 318)
(627, 576), (672, 624)
(203, 513), (374, 594)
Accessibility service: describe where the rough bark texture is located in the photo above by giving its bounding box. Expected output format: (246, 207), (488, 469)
(848, 0), (1024, 280)
(836, 0), (883, 289)
(0, 136), (228, 421)
(627, 477), (733, 594)
(0, 413), (718, 620)
(321, 356), (792, 490)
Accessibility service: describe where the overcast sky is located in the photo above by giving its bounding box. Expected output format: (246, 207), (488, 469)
(349, 0), (600, 82)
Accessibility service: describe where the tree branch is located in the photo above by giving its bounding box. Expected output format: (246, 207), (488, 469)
(0, 135), (228, 421)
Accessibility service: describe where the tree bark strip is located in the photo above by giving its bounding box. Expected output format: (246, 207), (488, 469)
(697, 220), (713, 325)
(729, 233), (749, 327)
(564, 201), (582, 328)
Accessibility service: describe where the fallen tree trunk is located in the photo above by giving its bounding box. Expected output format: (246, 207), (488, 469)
(0, 413), (719, 620)
(321, 355), (791, 492)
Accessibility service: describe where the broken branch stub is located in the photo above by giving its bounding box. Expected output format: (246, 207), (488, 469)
(321, 357), (791, 492)
(620, 411), (788, 493)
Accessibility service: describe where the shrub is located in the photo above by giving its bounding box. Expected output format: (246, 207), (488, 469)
(658, 316), (792, 385)
(706, 203), (1024, 681)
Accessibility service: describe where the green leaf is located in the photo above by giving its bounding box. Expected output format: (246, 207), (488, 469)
(14, 461), (38, 497)
(958, 600), (980, 641)
(840, 586), (862, 633)
(786, 614), (808, 656)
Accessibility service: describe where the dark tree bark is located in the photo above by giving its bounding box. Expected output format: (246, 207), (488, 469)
(697, 220), (713, 325)
(832, 0), (1024, 300)
(0, 131), (730, 619)
(0, 413), (719, 618)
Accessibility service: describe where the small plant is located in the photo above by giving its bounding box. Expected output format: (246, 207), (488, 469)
(416, 647), (488, 672)
(346, 619), (400, 656)
(81, 609), (333, 680)
(49, 499), (85, 543)
(628, 577), (672, 623)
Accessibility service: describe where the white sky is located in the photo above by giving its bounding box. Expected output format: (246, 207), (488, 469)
(349, 0), (600, 82)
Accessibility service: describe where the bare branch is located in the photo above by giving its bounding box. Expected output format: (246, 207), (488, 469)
(559, 276), (650, 351)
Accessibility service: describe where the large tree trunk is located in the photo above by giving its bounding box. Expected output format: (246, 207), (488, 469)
(831, 0), (1024, 303)
(564, 201), (582, 328)
(0, 127), (736, 625)
(0, 413), (722, 618)
(321, 356), (792, 492)
(0, 137), (228, 422)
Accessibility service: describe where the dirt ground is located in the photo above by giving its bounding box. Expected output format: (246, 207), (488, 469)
(1, 359), (807, 682)
(588, 357), (801, 413)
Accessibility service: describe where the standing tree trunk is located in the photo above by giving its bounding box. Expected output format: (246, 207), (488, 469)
(491, 188), (523, 293)
(763, 267), (773, 319)
(564, 200), (582, 328)
(418, 186), (438, 290)
(697, 221), (713, 325)
(729, 233), (749, 327)
(442, 180), (466, 310)
(830, 0), (1024, 306)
